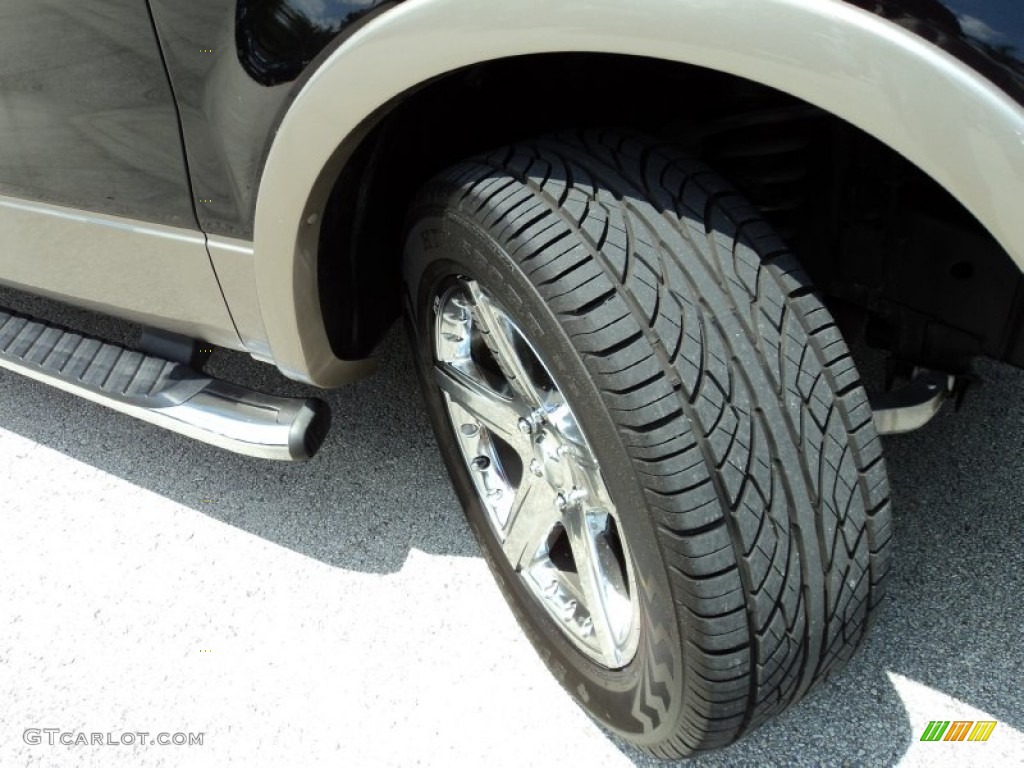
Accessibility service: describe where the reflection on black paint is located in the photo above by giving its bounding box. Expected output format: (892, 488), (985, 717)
(238, 0), (1024, 100)
(845, 0), (1024, 105)
(0, 0), (196, 226)
(148, 0), (402, 236)
(236, 0), (390, 85)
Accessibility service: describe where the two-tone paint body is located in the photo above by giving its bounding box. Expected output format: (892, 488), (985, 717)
(0, 0), (235, 346)
(249, 0), (1024, 385)
(848, 0), (1023, 106)
(0, 0), (1021, 386)
(147, 0), (396, 239)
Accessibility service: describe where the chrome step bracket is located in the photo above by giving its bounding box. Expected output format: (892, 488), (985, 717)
(870, 370), (953, 435)
(0, 306), (330, 461)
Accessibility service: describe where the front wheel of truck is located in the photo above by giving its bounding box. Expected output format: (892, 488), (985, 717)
(402, 131), (893, 757)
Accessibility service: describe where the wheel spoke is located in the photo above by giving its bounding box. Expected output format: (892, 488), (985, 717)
(540, 390), (573, 436)
(501, 477), (559, 571)
(562, 503), (623, 667)
(560, 447), (613, 510)
(432, 279), (639, 669)
(434, 363), (527, 446)
(466, 282), (545, 408)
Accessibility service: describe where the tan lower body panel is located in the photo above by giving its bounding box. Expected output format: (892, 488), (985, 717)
(0, 195), (244, 350)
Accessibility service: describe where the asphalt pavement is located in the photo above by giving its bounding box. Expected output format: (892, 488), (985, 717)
(1, 287), (1022, 768)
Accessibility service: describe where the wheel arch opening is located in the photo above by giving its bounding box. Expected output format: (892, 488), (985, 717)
(313, 52), (1024, 374)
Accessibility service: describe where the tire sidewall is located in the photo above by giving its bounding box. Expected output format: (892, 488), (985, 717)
(403, 206), (685, 743)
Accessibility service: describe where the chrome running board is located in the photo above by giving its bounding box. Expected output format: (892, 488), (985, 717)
(0, 306), (330, 461)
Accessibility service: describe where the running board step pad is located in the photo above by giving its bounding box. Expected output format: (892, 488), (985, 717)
(0, 307), (330, 461)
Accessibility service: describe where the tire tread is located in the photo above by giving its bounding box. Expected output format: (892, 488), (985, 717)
(415, 130), (892, 757)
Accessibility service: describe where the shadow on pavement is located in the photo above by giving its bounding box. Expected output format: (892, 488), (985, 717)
(0, 287), (475, 574)
(0, 287), (1021, 766)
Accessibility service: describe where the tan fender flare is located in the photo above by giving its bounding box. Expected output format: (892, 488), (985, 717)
(253, 0), (1024, 385)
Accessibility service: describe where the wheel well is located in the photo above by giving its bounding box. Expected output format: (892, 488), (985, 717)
(317, 52), (1024, 373)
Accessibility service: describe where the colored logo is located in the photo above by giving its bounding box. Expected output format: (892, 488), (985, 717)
(920, 720), (997, 742)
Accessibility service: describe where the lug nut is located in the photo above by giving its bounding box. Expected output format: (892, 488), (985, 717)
(517, 418), (533, 436)
(461, 423), (480, 438)
(471, 456), (491, 471)
(530, 460), (543, 477)
(556, 493), (568, 511)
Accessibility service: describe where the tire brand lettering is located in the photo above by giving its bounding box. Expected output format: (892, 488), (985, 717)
(421, 228), (443, 250)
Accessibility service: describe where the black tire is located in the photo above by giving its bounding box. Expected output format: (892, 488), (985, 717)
(402, 131), (892, 758)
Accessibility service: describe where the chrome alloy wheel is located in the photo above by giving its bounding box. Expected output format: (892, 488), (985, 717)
(433, 279), (641, 668)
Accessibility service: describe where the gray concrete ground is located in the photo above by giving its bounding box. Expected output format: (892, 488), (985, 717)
(0, 287), (1022, 767)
